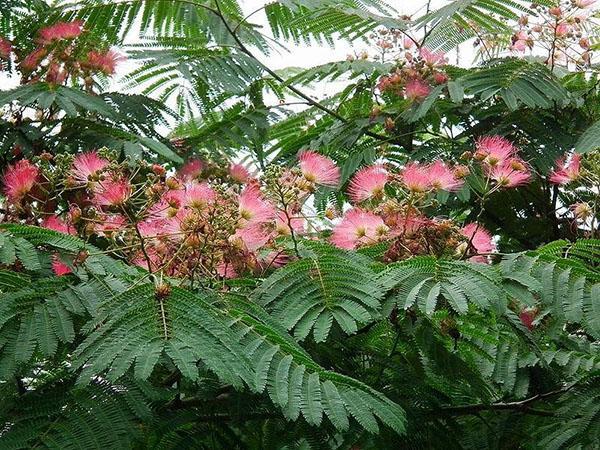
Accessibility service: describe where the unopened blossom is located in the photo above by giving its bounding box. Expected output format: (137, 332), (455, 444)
(2, 159), (39, 203)
(426, 161), (463, 192)
(298, 150), (340, 187)
(405, 79), (431, 101)
(548, 7), (562, 17)
(432, 71), (449, 84)
(0, 37), (11, 59)
(401, 163), (431, 193)
(460, 222), (495, 262)
(94, 179), (132, 207)
(549, 153), (581, 185)
(347, 165), (388, 203)
(475, 135), (517, 167)
(238, 184), (275, 225)
(71, 151), (109, 184)
(84, 49), (125, 75)
(330, 208), (388, 249)
(38, 21), (83, 44)
(488, 158), (531, 188)
(229, 163), (250, 183)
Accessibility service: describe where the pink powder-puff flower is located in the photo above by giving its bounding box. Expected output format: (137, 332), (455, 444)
(549, 153), (581, 185)
(488, 158), (531, 188)
(475, 135), (517, 167)
(347, 165), (388, 203)
(461, 222), (495, 262)
(94, 214), (127, 236)
(42, 215), (75, 235)
(217, 261), (238, 279)
(405, 78), (431, 101)
(419, 48), (447, 65)
(575, 0), (595, 8)
(571, 202), (593, 220)
(229, 163), (251, 183)
(387, 212), (430, 237)
(403, 37), (415, 49)
(330, 208), (388, 249)
(0, 37), (11, 59)
(510, 39), (528, 52)
(401, 163), (431, 193)
(183, 181), (215, 209)
(238, 184), (275, 225)
(178, 159), (203, 181)
(2, 159), (39, 203)
(52, 258), (72, 276)
(71, 151), (109, 184)
(426, 161), (464, 191)
(259, 251), (290, 270)
(298, 150), (341, 187)
(231, 223), (271, 252)
(555, 23), (570, 37)
(94, 179), (132, 207)
(20, 47), (47, 71)
(83, 49), (126, 75)
(432, 71), (449, 84)
(38, 20), (83, 44)
(519, 308), (538, 330)
(275, 210), (304, 236)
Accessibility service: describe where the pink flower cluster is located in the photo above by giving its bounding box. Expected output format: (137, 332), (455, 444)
(473, 136), (531, 188)
(377, 47), (449, 102)
(0, 19), (125, 86)
(482, 1), (598, 68)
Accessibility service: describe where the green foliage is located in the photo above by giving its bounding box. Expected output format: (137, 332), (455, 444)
(253, 244), (383, 342)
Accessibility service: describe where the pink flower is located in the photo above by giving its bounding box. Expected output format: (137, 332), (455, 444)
(347, 165), (388, 203)
(555, 23), (570, 38)
(401, 163), (431, 192)
(46, 63), (67, 84)
(475, 135), (517, 167)
(403, 37), (415, 49)
(488, 158), (531, 188)
(386, 212), (430, 237)
(405, 79), (431, 101)
(519, 308), (537, 330)
(238, 184), (275, 225)
(94, 179), (132, 207)
(0, 37), (11, 59)
(575, 0), (595, 8)
(330, 209), (388, 249)
(432, 71), (449, 84)
(38, 21), (83, 44)
(275, 210), (304, 236)
(20, 48), (47, 71)
(52, 257), (72, 276)
(71, 151), (109, 184)
(84, 49), (125, 75)
(229, 163), (250, 183)
(461, 222), (495, 262)
(183, 181), (215, 209)
(549, 153), (581, 185)
(426, 161), (464, 191)
(42, 215), (74, 235)
(510, 39), (528, 52)
(2, 159), (39, 203)
(178, 159), (203, 181)
(419, 48), (447, 65)
(298, 150), (340, 187)
(94, 214), (127, 236)
(217, 261), (238, 279)
(231, 223), (271, 252)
